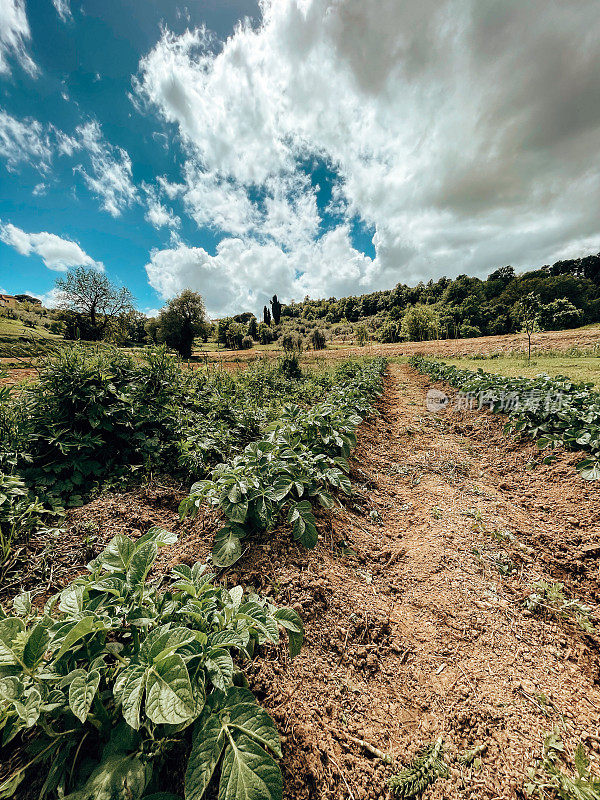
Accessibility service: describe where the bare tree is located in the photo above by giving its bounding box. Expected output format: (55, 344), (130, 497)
(55, 267), (134, 341)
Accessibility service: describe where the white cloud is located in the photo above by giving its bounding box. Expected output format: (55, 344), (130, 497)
(0, 111), (52, 172)
(0, 0), (36, 76)
(136, 0), (600, 304)
(0, 222), (103, 272)
(52, 0), (72, 23)
(142, 182), (180, 229)
(74, 121), (137, 217)
(145, 225), (378, 317)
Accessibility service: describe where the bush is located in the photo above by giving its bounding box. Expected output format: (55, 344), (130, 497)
(282, 332), (302, 352)
(401, 305), (439, 341)
(0, 528), (303, 800)
(459, 322), (481, 338)
(241, 335), (254, 350)
(310, 329), (326, 350)
(378, 320), (402, 343)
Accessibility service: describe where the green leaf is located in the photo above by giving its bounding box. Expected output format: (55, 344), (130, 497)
(212, 524), (245, 568)
(206, 649), (234, 692)
(141, 626), (197, 663)
(23, 622), (50, 669)
(137, 526), (178, 548)
(0, 618), (25, 666)
(273, 609), (304, 657)
(219, 735), (282, 800)
(0, 771), (25, 799)
(98, 535), (137, 572)
(221, 496), (249, 524)
(287, 501), (318, 549)
(185, 714), (227, 800)
(127, 541), (158, 587)
(69, 669), (100, 722)
(227, 704), (282, 758)
(116, 664), (148, 730)
(54, 616), (108, 661)
(12, 593), (31, 617)
(58, 585), (85, 614)
(146, 654), (195, 725)
(62, 754), (151, 800)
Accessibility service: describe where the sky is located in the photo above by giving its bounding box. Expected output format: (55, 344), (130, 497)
(0, 0), (599, 317)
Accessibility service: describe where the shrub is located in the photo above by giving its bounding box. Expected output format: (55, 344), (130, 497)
(282, 332), (302, 352)
(310, 329), (326, 350)
(0, 527), (303, 800)
(241, 335), (254, 350)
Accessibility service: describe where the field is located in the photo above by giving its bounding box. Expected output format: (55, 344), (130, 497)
(1, 333), (599, 800)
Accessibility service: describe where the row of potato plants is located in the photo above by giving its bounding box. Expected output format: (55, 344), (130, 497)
(410, 355), (600, 480)
(0, 355), (385, 800)
(0, 527), (303, 800)
(180, 358), (387, 567)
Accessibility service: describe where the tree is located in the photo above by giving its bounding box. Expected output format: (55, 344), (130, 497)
(55, 267), (134, 341)
(247, 316), (258, 340)
(156, 290), (207, 358)
(355, 325), (369, 346)
(518, 293), (541, 360)
(539, 298), (582, 331)
(263, 305), (271, 326)
(270, 294), (282, 325)
(310, 329), (326, 350)
(401, 305), (439, 341)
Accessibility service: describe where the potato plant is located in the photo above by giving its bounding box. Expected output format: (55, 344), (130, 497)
(0, 527), (303, 800)
(181, 359), (386, 566)
(411, 356), (600, 480)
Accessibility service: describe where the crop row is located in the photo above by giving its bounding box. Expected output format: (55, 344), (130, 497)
(410, 355), (600, 480)
(181, 358), (388, 566)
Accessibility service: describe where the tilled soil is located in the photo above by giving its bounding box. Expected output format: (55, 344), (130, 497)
(5, 363), (600, 799)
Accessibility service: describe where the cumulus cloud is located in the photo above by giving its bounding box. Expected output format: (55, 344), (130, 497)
(145, 225), (378, 317)
(142, 182), (181, 229)
(0, 222), (103, 272)
(74, 121), (137, 217)
(0, 0), (36, 76)
(135, 0), (600, 310)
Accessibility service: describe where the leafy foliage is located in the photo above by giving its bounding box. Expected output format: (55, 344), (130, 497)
(388, 737), (448, 798)
(0, 528), (303, 800)
(525, 581), (596, 633)
(525, 731), (600, 799)
(0, 472), (56, 578)
(181, 359), (386, 566)
(0, 346), (349, 507)
(410, 356), (600, 480)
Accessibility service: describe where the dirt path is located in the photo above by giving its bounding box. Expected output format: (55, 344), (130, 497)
(250, 363), (600, 799)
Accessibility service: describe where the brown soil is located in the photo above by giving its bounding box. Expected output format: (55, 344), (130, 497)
(5, 364), (600, 799)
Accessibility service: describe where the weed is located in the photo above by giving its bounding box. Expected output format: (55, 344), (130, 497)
(525, 581), (596, 633)
(525, 731), (600, 799)
(388, 737), (448, 798)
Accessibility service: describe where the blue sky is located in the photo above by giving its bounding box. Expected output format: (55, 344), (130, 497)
(1, 1), (599, 316)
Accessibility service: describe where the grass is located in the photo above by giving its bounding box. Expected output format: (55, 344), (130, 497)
(439, 350), (600, 386)
(0, 317), (59, 339)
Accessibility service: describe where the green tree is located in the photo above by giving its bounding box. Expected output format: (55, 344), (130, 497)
(517, 293), (541, 360)
(310, 329), (326, 350)
(55, 266), (134, 341)
(263, 305), (271, 325)
(539, 298), (582, 331)
(270, 294), (282, 325)
(247, 315), (258, 340)
(156, 290), (207, 358)
(355, 324), (369, 346)
(401, 304), (439, 341)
